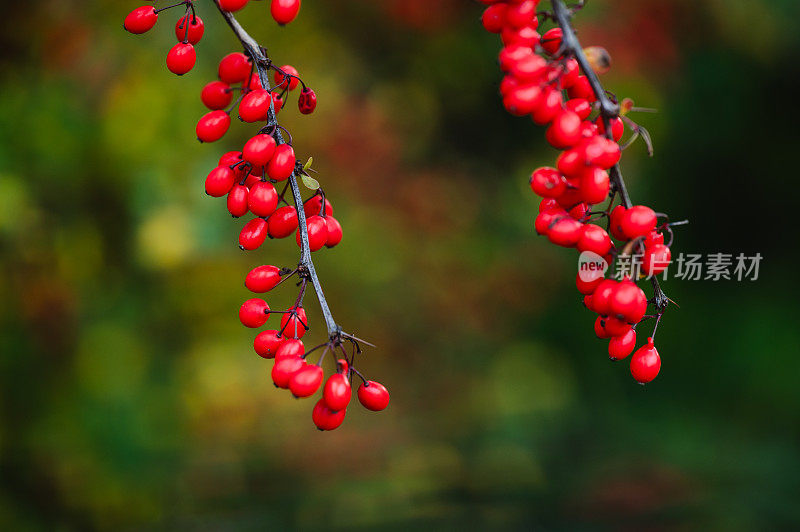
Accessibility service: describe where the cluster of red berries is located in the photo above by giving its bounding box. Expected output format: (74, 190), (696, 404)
(124, 1), (388, 430)
(479, 0), (673, 384)
(240, 265), (389, 430)
(124, 0), (304, 76)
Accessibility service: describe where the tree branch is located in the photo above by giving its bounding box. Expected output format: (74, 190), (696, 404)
(213, 1), (341, 338)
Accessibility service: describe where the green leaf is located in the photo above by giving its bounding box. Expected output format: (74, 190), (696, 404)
(301, 174), (320, 190)
(303, 156), (314, 171)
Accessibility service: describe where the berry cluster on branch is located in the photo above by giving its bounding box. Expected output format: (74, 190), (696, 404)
(124, 0), (388, 430)
(479, 0), (685, 384)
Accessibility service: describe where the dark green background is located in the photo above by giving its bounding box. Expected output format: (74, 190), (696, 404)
(1, 0), (799, 529)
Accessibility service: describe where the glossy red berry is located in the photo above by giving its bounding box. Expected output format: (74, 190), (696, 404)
(608, 328), (636, 360)
(201, 81), (233, 110)
(312, 399), (347, 431)
(541, 27), (563, 55)
(546, 109), (582, 149)
(609, 278), (648, 324)
(591, 279), (617, 316)
(280, 307), (308, 339)
(297, 215), (328, 252)
(266, 144), (296, 181)
(304, 195), (332, 218)
(567, 75), (596, 101)
(271, 0), (301, 25)
(272, 92), (284, 114)
(219, 150), (243, 167)
(196, 110), (231, 143)
(577, 224), (612, 256)
(357, 381), (390, 411)
(481, 4), (506, 33)
(620, 205), (657, 239)
(227, 184), (249, 218)
(325, 217), (343, 248)
(498, 44), (533, 72)
(579, 166), (610, 205)
(630, 338), (660, 384)
(239, 217), (269, 250)
(597, 116), (624, 142)
(603, 316), (632, 337)
(530, 167), (566, 198)
(175, 15), (204, 44)
(219, 0), (249, 11)
(643, 244), (672, 276)
(275, 338), (304, 360)
(510, 54), (548, 82)
(272, 356), (305, 388)
(218, 52), (251, 84)
(501, 24), (540, 47)
(268, 206), (299, 238)
(534, 209), (563, 236)
(547, 217), (583, 247)
(239, 89), (271, 122)
(243, 134), (277, 167)
(274, 65), (299, 91)
(254, 330), (284, 358)
(239, 298), (270, 328)
(124, 6), (158, 34)
(166, 43), (196, 75)
(298, 88), (317, 114)
(565, 98), (592, 120)
(576, 271), (604, 295)
(531, 86), (563, 125)
(505, 0), (537, 28)
(205, 166), (235, 197)
(323, 374), (351, 411)
(594, 315), (611, 339)
(247, 181), (279, 217)
(245, 265), (282, 293)
(290, 364), (323, 398)
(503, 84), (543, 116)
(608, 205), (628, 240)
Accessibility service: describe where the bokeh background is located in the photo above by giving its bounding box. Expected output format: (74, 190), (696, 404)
(2, 0), (800, 529)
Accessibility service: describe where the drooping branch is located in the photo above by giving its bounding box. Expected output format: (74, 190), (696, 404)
(213, 1), (341, 338)
(550, 0), (669, 312)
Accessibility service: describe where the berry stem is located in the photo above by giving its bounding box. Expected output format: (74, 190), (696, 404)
(214, 0), (342, 339)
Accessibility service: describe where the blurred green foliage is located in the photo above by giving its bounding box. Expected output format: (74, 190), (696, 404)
(1, 0), (800, 529)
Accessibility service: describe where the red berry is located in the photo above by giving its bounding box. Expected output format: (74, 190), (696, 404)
(609, 278), (648, 324)
(630, 338), (660, 384)
(547, 217), (583, 247)
(219, 150), (243, 167)
(541, 28), (563, 55)
(280, 307), (308, 339)
(565, 98), (592, 120)
(296, 215), (328, 252)
(304, 196), (333, 218)
(205, 166), (235, 197)
(175, 15), (204, 44)
(298, 88), (317, 114)
(567, 75), (596, 101)
(357, 381), (390, 411)
(124, 6), (158, 34)
(239, 298), (269, 328)
(643, 244), (672, 276)
(546, 109), (582, 148)
(274, 65), (300, 91)
(268, 206), (299, 238)
(531, 86), (563, 125)
(534, 208), (563, 236)
(597, 116), (625, 142)
(620, 205), (657, 239)
(201, 81), (233, 110)
(511, 54), (548, 82)
(248, 73), (263, 91)
(239, 217), (269, 250)
(266, 144), (296, 181)
(577, 224), (612, 256)
(594, 315), (611, 339)
(239, 89), (271, 122)
(271, 0), (301, 25)
(275, 338), (304, 360)
(196, 110), (231, 143)
(608, 205), (627, 240)
(498, 44), (533, 72)
(247, 181), (279, 217)
(556, 147), (584, 177)
(323, 374), (351, 411)
(227, 184), (249, 217)
(576, 271), (604, 295)
(505, 0), (537, 28)
(243, 134), (277, 167)
(312, 399), (347, 430)
(325, 217), (343, 248)
(166, 43), (196, 75)
(644, 230), (665, 247)
(591, 279), (617, 316)
(271, 92), (284, 114)
(501, 24), (540, 47)
(254, 330), (284, 359)
(272, 356), (305, 388)
(218, 52), (251, 84)
(219, 0), (250, 12)
(579, 166), (610, 205)
(530, 167), (566, 198)
(289, 364), (323, 398)
(608, 328), (636, 360)
(582, 136), (621, 169)
(481, 4), (506, 33)
(245, 265), (282, 293)
(503, 84), (542, 116)
(603, 316), (631, 337)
